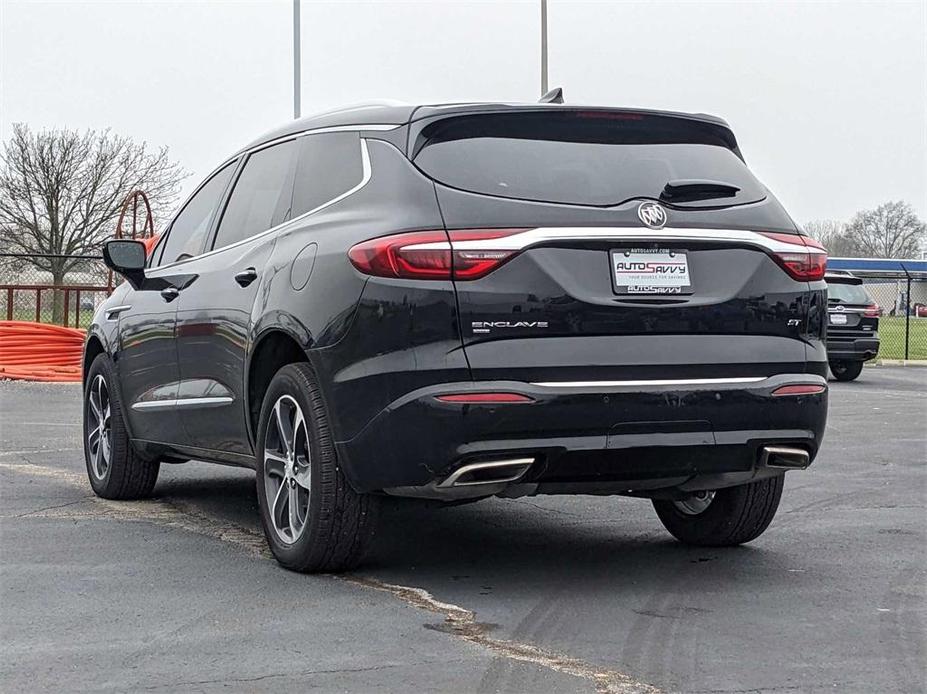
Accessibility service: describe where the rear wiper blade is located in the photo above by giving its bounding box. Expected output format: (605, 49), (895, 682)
(660, 179), (741, 202)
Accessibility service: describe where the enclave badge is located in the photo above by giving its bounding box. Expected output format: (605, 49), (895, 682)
(472, 320), (549, 334)
(637, 202), (667, 229)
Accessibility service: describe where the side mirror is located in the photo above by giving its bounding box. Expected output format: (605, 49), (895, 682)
(103, 239), (146, 289)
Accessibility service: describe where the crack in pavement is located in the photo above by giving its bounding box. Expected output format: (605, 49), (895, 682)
(1, 460), (659, 694)
(341, 576), (659, 694)
(137, 662), (408, 690)
(0, 447), (82, 458)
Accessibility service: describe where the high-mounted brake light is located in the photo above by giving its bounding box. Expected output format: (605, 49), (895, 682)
(759, 232), (827, 281)
(771, 384), (826, 397)
(435, 392), (534, 403)
(348, 229), (529, 280)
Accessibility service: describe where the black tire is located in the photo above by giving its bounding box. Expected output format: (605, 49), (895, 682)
(255, 362), (379, 573)
(652, 475), (785, 546)
(830, 360), (864, 381)
(83, 354), (160, 499)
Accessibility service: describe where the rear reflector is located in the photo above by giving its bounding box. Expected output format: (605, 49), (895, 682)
(760, 232), (827, 281)
(771, 384), (826, 397)
(348, 229), (529, 280)
(435, 393), (534, 403)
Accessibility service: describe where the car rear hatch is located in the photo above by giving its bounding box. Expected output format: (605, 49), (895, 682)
(405, 108), (825, 384)
(826, 278), (879, 336)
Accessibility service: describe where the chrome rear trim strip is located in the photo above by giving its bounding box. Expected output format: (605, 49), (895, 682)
(531, 377), (767, 388)
(403, 227), (822, 255)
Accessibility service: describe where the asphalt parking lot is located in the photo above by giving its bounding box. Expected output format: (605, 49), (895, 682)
(1, 367), (925, 693)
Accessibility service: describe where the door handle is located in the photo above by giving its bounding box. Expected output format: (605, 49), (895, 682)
(160, 287), (180, 302)
(234, 267), (258, 287)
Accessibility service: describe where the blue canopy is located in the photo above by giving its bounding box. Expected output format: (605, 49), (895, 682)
(828, 257), (927, 277)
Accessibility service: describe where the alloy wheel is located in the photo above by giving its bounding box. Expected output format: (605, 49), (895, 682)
(673, 490), (716, 516)
(86, 374), (112, 480)
(263, 395), (312, 544)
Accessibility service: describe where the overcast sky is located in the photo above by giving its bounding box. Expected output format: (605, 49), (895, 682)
(2, 0), (925, 227)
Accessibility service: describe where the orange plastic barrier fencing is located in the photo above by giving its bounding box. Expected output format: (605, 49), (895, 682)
(0, 321), (85, 382)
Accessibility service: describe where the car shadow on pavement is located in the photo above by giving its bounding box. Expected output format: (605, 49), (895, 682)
(365, 496), (795, 591)
(152, 465), (796, 595)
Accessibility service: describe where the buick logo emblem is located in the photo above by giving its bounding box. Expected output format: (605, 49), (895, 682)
(638, 202), (667, 229)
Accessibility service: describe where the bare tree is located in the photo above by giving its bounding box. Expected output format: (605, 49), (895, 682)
(802, 219), (861, 257)
(842, 200), (926, 259)
(0, 123), (185, 320)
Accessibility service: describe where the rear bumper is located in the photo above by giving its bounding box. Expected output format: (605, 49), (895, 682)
(335, 374), (828, 494)
(827, 336), (880, 361)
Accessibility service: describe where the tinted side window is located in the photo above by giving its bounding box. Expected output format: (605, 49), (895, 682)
(291, 133), (363, 217)
(213, 140), (297, 250)
(158, 162), (236, 266)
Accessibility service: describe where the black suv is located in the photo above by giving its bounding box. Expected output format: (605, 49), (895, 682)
(85, 102), (829, 572)
(825, 271), (880, 380)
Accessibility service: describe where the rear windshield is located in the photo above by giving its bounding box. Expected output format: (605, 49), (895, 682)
(413, 112), (766, 207)
(827, 282), (871, 305)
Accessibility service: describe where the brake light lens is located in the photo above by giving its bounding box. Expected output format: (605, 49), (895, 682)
(864, 304), (880, 317)
(771, 384), (826, 397)
(348, 229), (529, 280)
(435, 392), (534, 403)
(760, 232), (827, 281)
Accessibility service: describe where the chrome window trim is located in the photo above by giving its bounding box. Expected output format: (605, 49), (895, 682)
(148, 137), (373, 276)
(150, 123), (396, 271)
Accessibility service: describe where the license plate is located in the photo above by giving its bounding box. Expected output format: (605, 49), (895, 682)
(612, 249), (691, 295)
(829, 313), (848, 325)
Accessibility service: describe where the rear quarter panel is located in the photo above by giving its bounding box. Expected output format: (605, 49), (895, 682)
(254, 138), (469, 447)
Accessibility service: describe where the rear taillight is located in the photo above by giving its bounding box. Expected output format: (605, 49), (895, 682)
(771, 384), (826, 397)
(435, 392), (534, 403)
(760, 232), (827, 281)
(864, 304), (880, 317)
(348, 229), (529, 280)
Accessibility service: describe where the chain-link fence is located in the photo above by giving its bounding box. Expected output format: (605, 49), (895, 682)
(0, 253), (114, 328)
(859, 274), (927, 360)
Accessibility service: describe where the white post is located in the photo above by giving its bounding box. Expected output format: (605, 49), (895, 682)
(293, 0), (301, 119)
(540, 0), (548, 96)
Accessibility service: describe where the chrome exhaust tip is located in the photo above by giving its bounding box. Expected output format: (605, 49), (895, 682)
(760, 445), (810, 470)
(438, 458), (535, 488)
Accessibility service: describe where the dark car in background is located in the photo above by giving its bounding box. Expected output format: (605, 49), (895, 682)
(825, 271), (880, 380)
(84, 101), (829, 572)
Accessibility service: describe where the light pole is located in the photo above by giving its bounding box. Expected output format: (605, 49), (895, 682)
(540, 0), (548, 96)
(293, 0), (301, 119)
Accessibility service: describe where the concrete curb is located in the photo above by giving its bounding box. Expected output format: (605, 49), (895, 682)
(868, 359), (927, 367)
